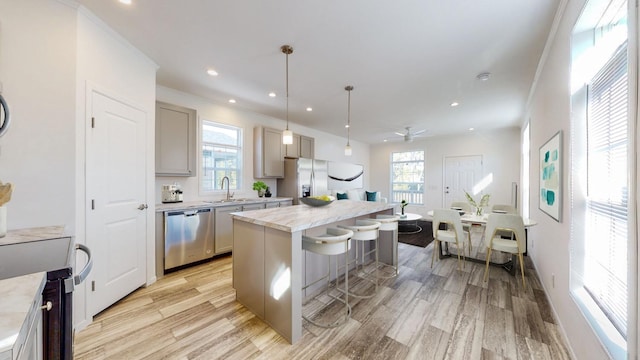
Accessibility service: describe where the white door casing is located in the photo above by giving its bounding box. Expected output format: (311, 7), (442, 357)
(443, 155), (483, 206)
(86, 90), (147, 316)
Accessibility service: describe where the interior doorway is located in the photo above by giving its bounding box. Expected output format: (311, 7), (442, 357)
(443, 155), (483, 206)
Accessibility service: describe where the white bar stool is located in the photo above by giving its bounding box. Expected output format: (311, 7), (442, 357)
(375, 214), (400, 278)
(338, 219), (381, 299)
(302, 227), (354, 328)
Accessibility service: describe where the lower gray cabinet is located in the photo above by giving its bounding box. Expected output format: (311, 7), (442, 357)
(214, 205), (242, 254)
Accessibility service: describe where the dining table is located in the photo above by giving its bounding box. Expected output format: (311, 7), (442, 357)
(425, 210), (537, 275)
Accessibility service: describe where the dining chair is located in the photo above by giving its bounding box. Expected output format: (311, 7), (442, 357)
(483, 213), (526, 285)
(491, 204), (517, 214)
(491, 204), (518, 239)
(450, 201), (473, 255)
(431, 209), (468, 270)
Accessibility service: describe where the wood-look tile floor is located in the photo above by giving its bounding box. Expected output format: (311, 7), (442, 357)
(74, 226), (572, 360)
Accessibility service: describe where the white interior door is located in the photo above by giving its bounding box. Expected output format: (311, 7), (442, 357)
(87, 90), (147, 316)
(444, 155), (483, 206)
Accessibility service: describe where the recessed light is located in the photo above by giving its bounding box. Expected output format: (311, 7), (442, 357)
(119, 0), (132, 4)
(383, 139), (388, 142)
(450, 102), (459, 107)
(345, 124), (350, 128)
(228, 99), (236, 104)
(469, 127), (474, 131)
(207, 69), (218, 76)
(476, 72), (491, 81)
(268, 92), (276, 97)
(306, 107), (313, 112)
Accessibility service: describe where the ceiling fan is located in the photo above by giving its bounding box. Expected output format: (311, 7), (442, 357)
(395, 127), (427, 142)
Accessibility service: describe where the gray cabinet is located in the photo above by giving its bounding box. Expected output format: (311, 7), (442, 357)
(214, 204), (242, 255)
(254, 126), (285, 178)
(279, 200), (293, 207)
(285, 134), (315, 159)
(155, 101), (197, 176)
(18, 297), (43, 360)
(265, 201), (279, 209)
(214, 202), (266, 255)
(300, 135), (314, 159)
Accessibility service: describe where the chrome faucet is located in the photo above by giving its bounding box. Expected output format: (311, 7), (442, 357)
(221, 176), (234, 200)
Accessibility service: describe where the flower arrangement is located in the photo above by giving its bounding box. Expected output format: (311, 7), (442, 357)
(464, 190), (490, 215)
(400, 199), (408, 215)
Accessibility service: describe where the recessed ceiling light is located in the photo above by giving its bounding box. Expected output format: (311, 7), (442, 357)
(476, 72), (491, 81)
(469, 127), (474, 131)
(345, 124), (350, 128)
(268, 92), (276, 97)
(119, 0), (132, 4)
(450, 102), (459, 107)
(306, 107), (312, 112)
(207, 69), (218, 76)
(228, 99), (236, 104)
(383, 139), (388, 142)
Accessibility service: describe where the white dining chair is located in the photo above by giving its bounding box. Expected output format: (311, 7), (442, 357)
(450, 201), (473, 255)
(483, 213), (527, 285)
(491, 204), (518, 239)
(431, 209), (468, 270)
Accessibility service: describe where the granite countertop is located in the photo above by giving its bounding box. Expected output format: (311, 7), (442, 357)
(231, 200), (395, 233)
(0, 272), (46, 360)
(0, 225), (67, 246)
(156, 197), (293, 212)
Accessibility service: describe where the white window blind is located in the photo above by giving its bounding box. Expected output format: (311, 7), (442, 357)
(584, 41), (628, 337)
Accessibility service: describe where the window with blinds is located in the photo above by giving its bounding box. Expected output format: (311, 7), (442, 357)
(584, 41), (628, 337)
(201, 120), (243, 192)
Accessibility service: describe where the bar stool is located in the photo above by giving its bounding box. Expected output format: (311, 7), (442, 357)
(375, 214), (400, 278)
(338, 219), (381, 299)
(302, 227), (354, 328)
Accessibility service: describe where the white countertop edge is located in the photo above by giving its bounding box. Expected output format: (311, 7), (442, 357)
(232, 201), (396, 233)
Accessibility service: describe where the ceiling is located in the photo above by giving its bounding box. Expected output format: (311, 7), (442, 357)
(75, 0), (560, 144)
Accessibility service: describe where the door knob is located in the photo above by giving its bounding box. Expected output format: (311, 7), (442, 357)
(137, 204), (148, 210)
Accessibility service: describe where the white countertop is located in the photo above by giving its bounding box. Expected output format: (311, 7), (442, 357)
(0, 272), (46, 360)
(232, 200), (395, 233)
(0, 225), (67, 246)
(156, 197), (293, 212)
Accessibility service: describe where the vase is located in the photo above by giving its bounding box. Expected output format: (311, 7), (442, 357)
(258, 189), (265, 197)
(476, 207), (483, 216)
(401, 207), (405, 215)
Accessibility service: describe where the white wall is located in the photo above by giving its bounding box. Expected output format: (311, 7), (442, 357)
(74, 7), (157, 329)
(525, 0), (610, 358)
(155, 85), (370, 204)
(0, 0), (77, 230)
(369, 127), (521, 217)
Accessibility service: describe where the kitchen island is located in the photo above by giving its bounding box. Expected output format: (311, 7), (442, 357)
(231, 200), (395, 343)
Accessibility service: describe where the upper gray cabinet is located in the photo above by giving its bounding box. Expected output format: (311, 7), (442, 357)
(285, 133), (315, 159)
(254, 126), (284, 178)
(155, 101), (197, 176)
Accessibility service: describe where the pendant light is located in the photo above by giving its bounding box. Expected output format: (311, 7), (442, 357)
(344, 85), (353, 156)
(281, 45), (294, 145)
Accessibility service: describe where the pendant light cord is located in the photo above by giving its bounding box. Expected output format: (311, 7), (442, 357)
(285, 50), (289, 131)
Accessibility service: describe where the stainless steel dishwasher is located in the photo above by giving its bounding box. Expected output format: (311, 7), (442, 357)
(164, 208), (214, 270)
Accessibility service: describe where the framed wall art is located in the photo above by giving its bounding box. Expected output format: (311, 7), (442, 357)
(539, 131), (562, 222)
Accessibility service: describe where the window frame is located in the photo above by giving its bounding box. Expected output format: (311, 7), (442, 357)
(390, 150), (425, 205)
(199, 119), (243, 194)
(569, 2), (636, 358)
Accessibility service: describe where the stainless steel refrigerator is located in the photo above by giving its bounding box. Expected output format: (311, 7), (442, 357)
(277, 157), (328, 204)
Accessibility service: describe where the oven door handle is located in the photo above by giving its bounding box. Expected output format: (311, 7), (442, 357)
(74, 244), (93, 286)
(65, 244), (93, 293)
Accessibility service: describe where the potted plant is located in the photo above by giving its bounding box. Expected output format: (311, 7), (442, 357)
(400, 199), (408, 216)
(464, 190), (490, 216)
(252, 181), (268, 197)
